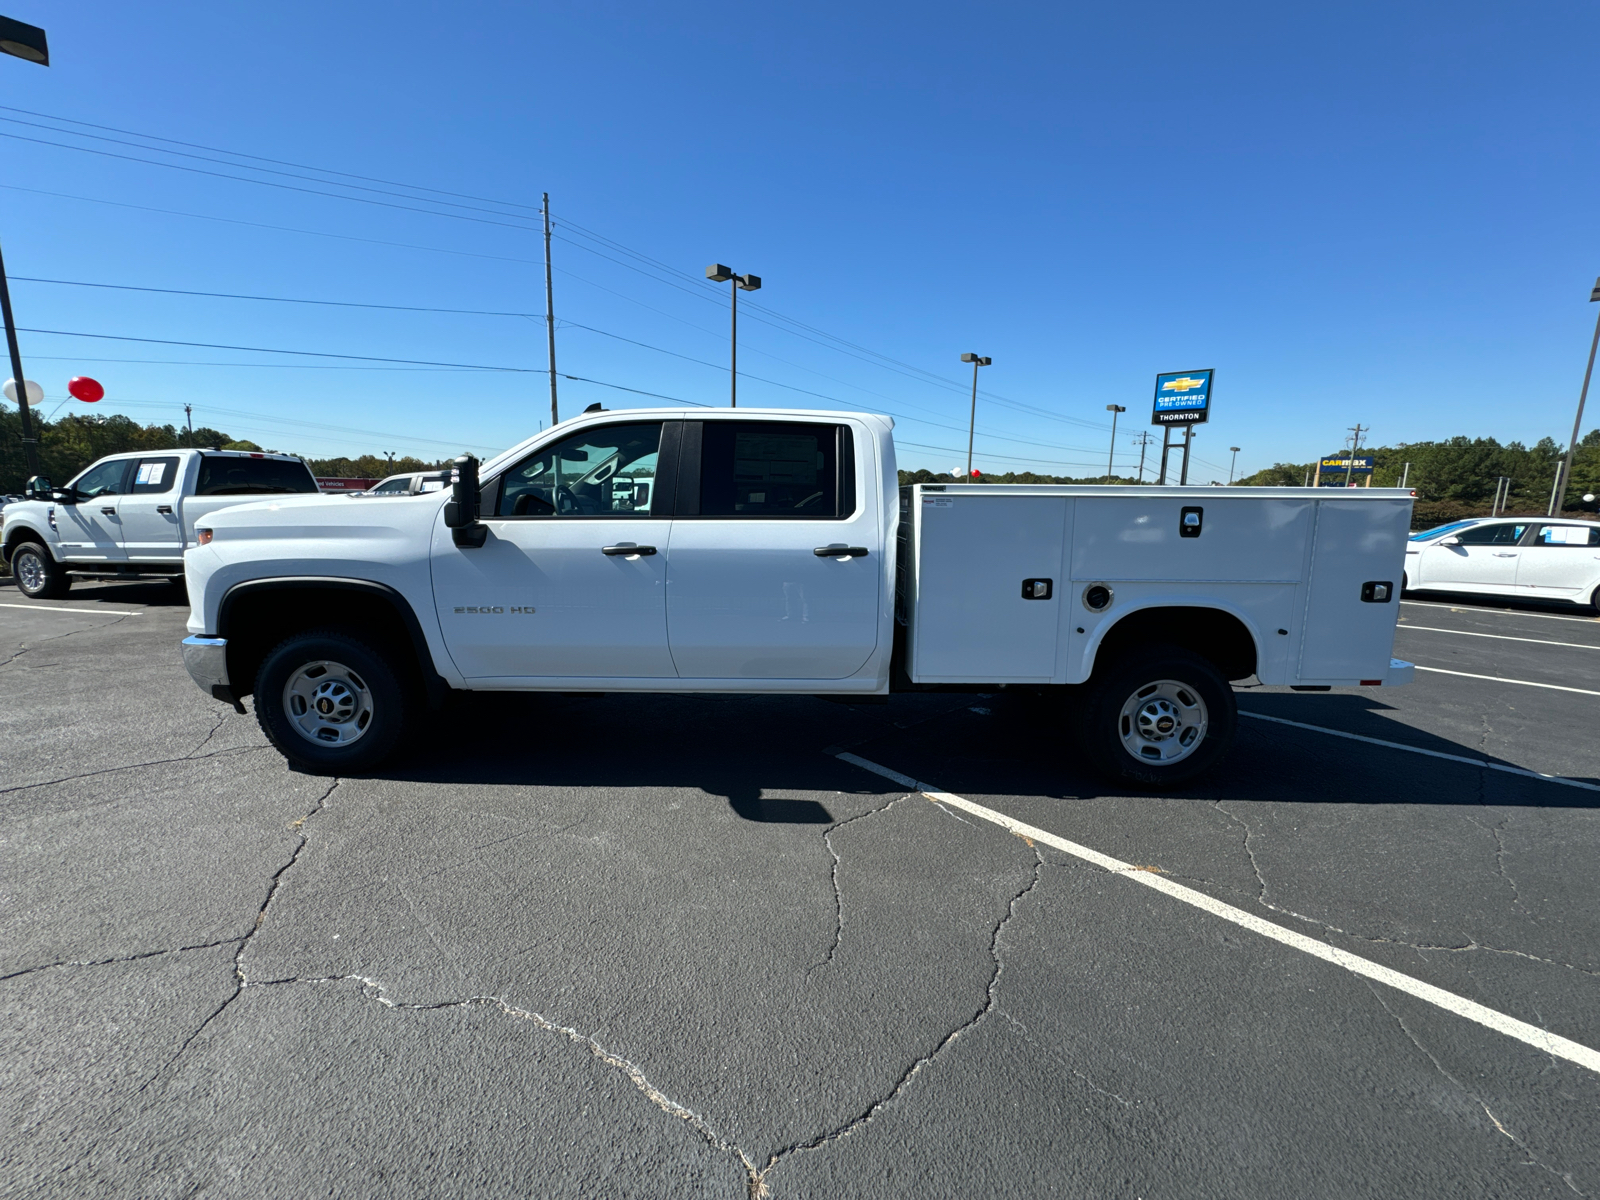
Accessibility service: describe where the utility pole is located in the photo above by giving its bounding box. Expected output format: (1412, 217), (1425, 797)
(1132, 431), (1154, 482)
(1551, 276), (1600, 516)
(1345, 424), (1367, 488)
(1104, 405), (1126, 482)
(542, 194), (559, 428)
(0, 17), (47, 478)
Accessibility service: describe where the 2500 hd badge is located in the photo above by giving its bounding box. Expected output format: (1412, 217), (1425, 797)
(454, 606), (535, 614)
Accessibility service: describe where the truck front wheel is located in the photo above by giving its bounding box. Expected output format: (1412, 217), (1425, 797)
(11, 542), (70, 600)
(254, 629), (413, 774)
(1080, 646), (1236, 788)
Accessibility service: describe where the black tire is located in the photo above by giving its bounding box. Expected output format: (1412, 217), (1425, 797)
(11, 542), (70, 600)
(1079, 645), (1237, 789)
(254, 628), (413, 774)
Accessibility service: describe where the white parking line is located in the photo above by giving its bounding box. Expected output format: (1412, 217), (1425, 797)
(0, 602), (144, 616)
(1237, 710), (1600, 794)
(1402, 599), (1600, 625)
(1397, 624), (1600, 651)
(835, 750), (1600, 1076)
(1413, 665), (1600, 696)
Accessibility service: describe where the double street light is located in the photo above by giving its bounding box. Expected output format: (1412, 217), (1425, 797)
(706, 265), (761, 407)
(0, 14), (49, 477)
(1104, 405), (1126, 482)
(960, 353), (991, 477)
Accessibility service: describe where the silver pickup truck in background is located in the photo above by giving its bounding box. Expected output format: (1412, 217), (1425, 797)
(2, 448), (319, 599)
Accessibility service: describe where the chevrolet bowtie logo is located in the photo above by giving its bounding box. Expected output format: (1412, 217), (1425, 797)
(1161, 376), (1206, 392)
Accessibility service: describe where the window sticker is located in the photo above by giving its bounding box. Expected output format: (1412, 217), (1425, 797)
(1541, 525), (1590, 545)
(136, 462), (167, 486)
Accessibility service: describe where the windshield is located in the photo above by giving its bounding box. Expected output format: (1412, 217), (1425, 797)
(1408, 520), (1480, 543)
(196, 456), (318, 496)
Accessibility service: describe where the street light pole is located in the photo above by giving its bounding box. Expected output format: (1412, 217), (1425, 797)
(1228, 446), (1241, 484)
(1551, 276), (1600, 516)
(0, 16), (47, 479)
(1105, 405), (1126, 482)
(960, 353), (992, 477)
(706, 265), (761, 407)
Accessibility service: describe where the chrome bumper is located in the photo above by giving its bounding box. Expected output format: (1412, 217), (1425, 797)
(182, 636), (244, 711)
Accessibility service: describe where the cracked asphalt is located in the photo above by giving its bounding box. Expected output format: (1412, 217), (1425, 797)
(3, 582), (1598, 1198)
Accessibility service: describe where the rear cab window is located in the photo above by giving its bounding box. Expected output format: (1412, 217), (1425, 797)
(131, 457), (181, 494)
(692, 421), (855, 518)
(1531, 524), (1600, 547)
(196, 456), (318, 496)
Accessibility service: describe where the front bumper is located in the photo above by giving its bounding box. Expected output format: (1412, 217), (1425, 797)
(181, 636), (244, 711)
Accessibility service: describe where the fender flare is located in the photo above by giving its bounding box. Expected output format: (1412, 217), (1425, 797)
(1080, 597), (1269, 681)
(218, 576), (452, 706)
(2, 518), (60, 564)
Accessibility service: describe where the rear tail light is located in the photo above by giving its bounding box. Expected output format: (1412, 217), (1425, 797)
(196, 528), (213, 546)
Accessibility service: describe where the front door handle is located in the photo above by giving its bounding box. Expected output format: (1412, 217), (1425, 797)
(814, 545), (868, 558)
(101, 506), (117, 516)
(1493, 552), (1518, 558)
(602, 543), (657, 556)
(156, 504), (173, 514)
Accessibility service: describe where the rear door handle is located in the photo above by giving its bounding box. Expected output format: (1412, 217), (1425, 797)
(101, 506), (117, 516)
(814, 545), (868, 558)
(602, 543), (656, 556)
(156, 504), (173, 514)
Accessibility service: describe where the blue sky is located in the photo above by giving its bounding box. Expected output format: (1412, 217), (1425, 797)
(2, 1), (1597, 482)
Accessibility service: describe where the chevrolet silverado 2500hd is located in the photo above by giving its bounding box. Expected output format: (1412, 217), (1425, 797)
(3, 448), (318, 599)
(178, 409), (1413, 784)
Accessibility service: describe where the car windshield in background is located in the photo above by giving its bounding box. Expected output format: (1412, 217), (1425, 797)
(1409, 520), (1480, 542)
(196, 456), (318, 496)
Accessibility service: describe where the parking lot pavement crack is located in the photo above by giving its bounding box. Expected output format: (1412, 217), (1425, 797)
(998, 1009), (1135, 1109)
(1212, 800), (1269, 903)
(808, 792), (915, 973)
(187, 710), (231, 758)
(1364, 979), (1586, 1196)
(0, 613), (137, 673)
(0, 937), (246, 983)
(0, 746), (267, 797)
(754, 845), (1048, 1195)
(1466, 812), (1526, 915)
(137, 778), (340, 1094)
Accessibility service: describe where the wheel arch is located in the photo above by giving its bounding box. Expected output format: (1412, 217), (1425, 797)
(3, 520), (58, 563)
(1084, 603), (1262, 683)
(217, 577), (449, 707)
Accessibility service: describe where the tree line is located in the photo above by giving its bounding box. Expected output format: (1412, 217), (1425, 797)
(0, 409), (444, 493)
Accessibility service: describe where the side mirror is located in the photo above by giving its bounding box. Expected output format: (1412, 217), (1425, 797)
(24, 475), (54, 501)
(1441, 536), (1461, 546)
(444, 454), (488, 548)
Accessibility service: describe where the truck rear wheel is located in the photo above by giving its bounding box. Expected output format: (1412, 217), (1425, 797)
(1080, 645), (1236, 788)
(254, 629), (412, 774)
(11, 542), (70, 600)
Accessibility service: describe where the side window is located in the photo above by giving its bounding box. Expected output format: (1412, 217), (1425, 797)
(131, 457), (180, 494)
(496, 422), (663, 517)
(1455, 523), (1525, 545)
(371, 479), (409, 494)
(1534, 524), (1600, 547)
(71, 459), (130, 498)
(699, 421), (850, 518)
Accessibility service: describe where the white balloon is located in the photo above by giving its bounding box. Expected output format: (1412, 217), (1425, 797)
(3, 378), (44, 406)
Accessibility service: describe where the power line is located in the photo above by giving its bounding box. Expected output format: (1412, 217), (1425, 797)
(14, 275), (539, 318)
(18, 326), (536, 371)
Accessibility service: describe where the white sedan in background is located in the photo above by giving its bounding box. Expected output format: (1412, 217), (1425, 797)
(1404, 517), (1600, 609)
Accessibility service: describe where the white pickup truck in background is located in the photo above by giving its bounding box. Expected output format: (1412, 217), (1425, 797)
(2, 448), (320, 599)
(178, 408), (1414, 785)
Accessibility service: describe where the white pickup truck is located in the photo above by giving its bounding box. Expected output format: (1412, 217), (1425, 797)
(179, 408), (1414, 785)
(3, 448), (319, 599)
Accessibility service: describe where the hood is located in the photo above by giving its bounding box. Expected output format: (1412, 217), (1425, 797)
(200, 489), (447, 545)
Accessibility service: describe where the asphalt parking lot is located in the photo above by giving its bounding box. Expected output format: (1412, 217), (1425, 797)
(3, 581), (1598, 1198)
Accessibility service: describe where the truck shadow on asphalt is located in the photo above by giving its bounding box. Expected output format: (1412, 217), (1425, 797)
(355, 687), (1600, 818)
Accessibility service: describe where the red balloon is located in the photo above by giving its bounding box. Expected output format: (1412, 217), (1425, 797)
(68, 376), (104, 403)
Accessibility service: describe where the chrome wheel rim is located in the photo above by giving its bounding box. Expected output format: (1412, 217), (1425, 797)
(1118, 679), (1208, 765)
(282, 659), (374, 747)
(16, 551), (44, 594)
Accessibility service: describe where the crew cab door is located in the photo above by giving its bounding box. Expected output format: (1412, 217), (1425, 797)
(432, 420), (677, 680)
(116, 456), (185, 562)
(56, 458), (129, 563)
(1420, 520), (1527, 591)
(1516, 523), (1600, 597)
(664, 419), (880, 680)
